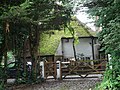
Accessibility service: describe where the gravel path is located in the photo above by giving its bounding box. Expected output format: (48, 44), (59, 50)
(12, 78), (101, 90)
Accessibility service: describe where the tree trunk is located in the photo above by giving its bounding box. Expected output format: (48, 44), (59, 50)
(28, 25), (39, 81)
(4, 48), (7, 84)
(0, 43), (4, 64)
(23, 39), (26, 78)
(4, 22), (9, 84)
(67, 25), (77, 61)
(72, 38), (77, 60)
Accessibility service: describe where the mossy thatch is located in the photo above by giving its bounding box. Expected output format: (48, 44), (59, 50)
(39, 20), (96, 55)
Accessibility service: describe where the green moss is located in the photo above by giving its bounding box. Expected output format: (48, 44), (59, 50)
(39, 20), (96, 55)
(70, 21), (89, 36)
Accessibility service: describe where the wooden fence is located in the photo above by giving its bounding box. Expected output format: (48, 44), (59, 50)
(44, 62), (57, 79)
(60, 59), (107, 79)
(43, 59), (107, 80)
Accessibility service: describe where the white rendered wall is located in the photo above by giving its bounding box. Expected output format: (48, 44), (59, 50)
(75, 38), (93, 59)
(58, 38), (93, 59)
(55, 41), (62, 56)
(62, 39), (74, 58)
(55, 38), (96, 59)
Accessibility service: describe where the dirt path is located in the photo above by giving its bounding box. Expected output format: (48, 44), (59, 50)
(12, 78), (101, 90)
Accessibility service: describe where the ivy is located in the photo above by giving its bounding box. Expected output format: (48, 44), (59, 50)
(0, 0), (74, 86)
(84, 0), (120, 89)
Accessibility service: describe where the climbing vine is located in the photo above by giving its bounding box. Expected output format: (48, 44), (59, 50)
(83, 0), (120, 89)
(0, 0), (73, 87)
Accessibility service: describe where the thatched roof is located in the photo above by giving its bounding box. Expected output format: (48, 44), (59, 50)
(39, 18), (97, 55)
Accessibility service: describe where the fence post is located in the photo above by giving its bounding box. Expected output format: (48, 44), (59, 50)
(60, 61), (62, 80)
(40, 61), (45, 79)
(54, 62), (57, 80)
(56, 61), (62, 80)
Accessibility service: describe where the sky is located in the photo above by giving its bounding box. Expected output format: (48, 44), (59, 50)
(75, 7), (96, 31)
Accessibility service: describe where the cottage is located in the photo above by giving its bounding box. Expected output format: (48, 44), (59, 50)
(39, 18), (108, 79)
(56, 36), (99, 60)
(39, 18), (104, 61)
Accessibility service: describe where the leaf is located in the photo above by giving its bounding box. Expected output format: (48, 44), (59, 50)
(117, 75), (120, 80)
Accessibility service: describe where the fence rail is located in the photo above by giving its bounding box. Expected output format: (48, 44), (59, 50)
(43, 59), (107, 80)
(60, 59), (107, 79)
(44, 62), (57, 79)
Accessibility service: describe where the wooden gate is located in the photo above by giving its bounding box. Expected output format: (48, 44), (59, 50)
(60, 59), (107, 79)
(44, 62), (57, 79)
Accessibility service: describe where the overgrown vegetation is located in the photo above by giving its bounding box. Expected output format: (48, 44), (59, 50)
(84, 0), (120, 89)
(0, 0), (73, 88)
(1, 0), (119, 89)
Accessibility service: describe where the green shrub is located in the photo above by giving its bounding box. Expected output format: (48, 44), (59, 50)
(0, 81), (4, 90)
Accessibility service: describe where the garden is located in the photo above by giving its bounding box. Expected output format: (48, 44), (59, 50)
(0, 0), (120, 90)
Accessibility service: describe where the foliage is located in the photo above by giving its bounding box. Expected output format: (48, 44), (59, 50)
(0, 66), (5, 90)
(0, 0), (72, 56)
(84, 0), (120, 89)
(0, 0), (74, 85)
(0, 82), (4, 90)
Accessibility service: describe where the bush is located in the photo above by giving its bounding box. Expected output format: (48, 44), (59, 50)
(0, 81), (4, 90)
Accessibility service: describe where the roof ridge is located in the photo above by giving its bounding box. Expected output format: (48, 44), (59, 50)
(75, 17), (96, 36)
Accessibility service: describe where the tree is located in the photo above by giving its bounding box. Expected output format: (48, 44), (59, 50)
(0, 0), (73, 84)
(84, 0), (120, 89)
